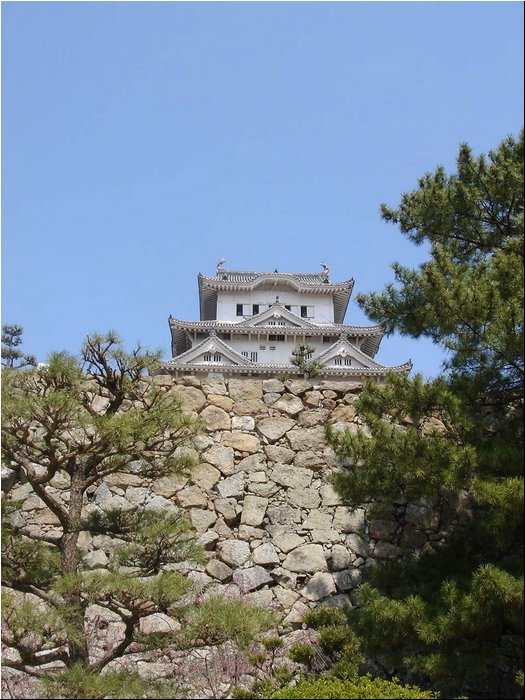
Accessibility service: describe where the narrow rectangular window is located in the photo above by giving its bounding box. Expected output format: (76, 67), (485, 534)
(204, 354), (212, 362)
(236, 304), (243, 316)
(344, 358), (352, 366)
(242, 351), (249, 357)
(334, 358), (342, 365)
(213, 354), (222, 362)
(259, 345), (266, 350)
(269, 346), (276, 351)
(250, 352), (258, 362)
(252, 304), (259, 315)
(269, 334), (285, 342)
(301, 306), (308, 318)
(323, 336), (331, 343)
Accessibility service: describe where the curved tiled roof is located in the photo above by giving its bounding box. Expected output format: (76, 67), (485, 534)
(202, 270), (333, 284)
(198, 270), (354, 324)
(159, 358), (412, 377)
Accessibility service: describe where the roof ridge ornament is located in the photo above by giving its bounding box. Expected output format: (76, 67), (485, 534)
(216, 258), (226, 276)
(320, 262), (330, 282)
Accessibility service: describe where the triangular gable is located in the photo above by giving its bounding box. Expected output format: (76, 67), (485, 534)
(167, 335), (252, 367)
(237, 304), (318, 330)
(315, 338), (388, 370)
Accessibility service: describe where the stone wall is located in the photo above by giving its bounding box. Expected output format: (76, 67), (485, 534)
(4, 373), (443, 624)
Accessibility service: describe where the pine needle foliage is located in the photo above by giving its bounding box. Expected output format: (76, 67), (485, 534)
(1, 332), (206, 694)
(290, 343), (323, 379)
(1, 324), (37, 369)
(325, 132), (524, 698)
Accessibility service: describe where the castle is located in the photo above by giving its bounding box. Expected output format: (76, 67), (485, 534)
(160, 261), (411, 380)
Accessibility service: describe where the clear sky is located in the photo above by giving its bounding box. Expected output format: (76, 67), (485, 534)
(2, 1), (523, 377)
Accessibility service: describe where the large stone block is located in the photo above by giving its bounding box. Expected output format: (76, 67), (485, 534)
(191, 463), (221, 491)
(267, 504), (302, 525)
(264, 445), (295, 464)
(333, 568), (362, 591)
(236, 453), (267, 473)
(202, 445), (235, 475)
(206, 559), (233, 582)
(199, 405), (231, 431)
(190, 508), (217, 534)
(208, 394), (234, 411)
(303, 510), (333, 530)
(286, 427), (325, 451)
(241, 495), (268, 527)
(232, 416), (256, 431)
(176, 485), (207, 509)
(272, 532), (305, 553)
(319, 483), (341, 506)
(221, 432), (261, 454)
(257, 417), (296, 442)
(284, 379), (312, 396)
(217, 540), (251, 567)
(228, 378), (263, 400)
(302, 572), (336, 601)
(283, 544), (327, 573)
(345, 533), (369, 558)
(252, 542), (280, 565)
(271, 465), (313, 490)
(201, 376), (228, 396)
(214, 497), (239, 524)
(217, 473), (245, 499)
(233, 566), (272, 593)
(233, 399), (267, 416)
(333, 507), (366, 534)
(273, 394), (304, 416)
(263, 379), (285, 393)
(171, 385), (206, 412)
(287, 487), (321, 509)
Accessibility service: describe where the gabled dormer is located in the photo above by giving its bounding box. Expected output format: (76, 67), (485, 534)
(315, 335), (388, 370)
(237, 304), (319, 330)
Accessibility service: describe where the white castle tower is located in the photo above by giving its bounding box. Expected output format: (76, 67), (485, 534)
(160, 262), (411, 381)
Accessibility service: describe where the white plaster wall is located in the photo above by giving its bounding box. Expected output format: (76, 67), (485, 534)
(216, 290), (334, 323)
(228, 336), (328, 364)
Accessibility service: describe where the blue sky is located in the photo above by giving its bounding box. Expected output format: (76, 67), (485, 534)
(2, 1), (523, 377)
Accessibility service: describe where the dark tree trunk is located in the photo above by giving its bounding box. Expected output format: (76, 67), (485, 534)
(61, 471), (90, 665)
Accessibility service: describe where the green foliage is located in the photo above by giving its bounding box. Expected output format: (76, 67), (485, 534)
(108, 509), (205, 574)
(41, 664), (176, 699)
(303, 607), (348, 630)
(263, 636), (285, 653)
(271, 674), (439, 699)
(290, 343), (323, 378)
(288, 643), (316, 667)
(181, 596), (279, 650)
(1, 331), (207, 689)
(1, 324), (37, 369)
(325, 131), (524, 697)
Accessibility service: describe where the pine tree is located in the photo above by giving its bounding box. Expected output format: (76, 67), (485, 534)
(1, 324), (37, 369)
(290, 343), (323, 379)
(1, 332), (275, 698)
(325, 131), (524, 697)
